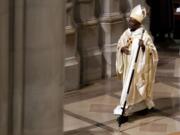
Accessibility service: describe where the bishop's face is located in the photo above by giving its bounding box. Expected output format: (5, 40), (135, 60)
(128, 17), (141, 32)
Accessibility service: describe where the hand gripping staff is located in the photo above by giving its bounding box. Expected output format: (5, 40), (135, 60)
(114, 29), (145, 127)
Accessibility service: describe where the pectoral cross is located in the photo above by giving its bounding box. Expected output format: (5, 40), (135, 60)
(127, 37), (133, 47)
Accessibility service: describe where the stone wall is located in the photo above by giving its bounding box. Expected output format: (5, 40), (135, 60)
(0, 0), (65, 135)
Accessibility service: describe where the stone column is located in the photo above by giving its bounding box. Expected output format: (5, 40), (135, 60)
(0, 0), (10, 135)
(65, 0), (80, 91)
(100, 0), (126, 78)
(12, 0), (65, 135)
(22, 0), (65, 135)
(75, 0), (102, 84)
(12, 0), (25, 135)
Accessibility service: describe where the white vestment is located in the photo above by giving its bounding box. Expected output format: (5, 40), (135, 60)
(116, 27), (158, 116)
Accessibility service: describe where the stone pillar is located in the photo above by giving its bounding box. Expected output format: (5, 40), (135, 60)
(75, 0), (102, 84)
(65, 0), (80, 91)
(11, 0), (65, 135)
(0, 0), (10, 135)
(12, 0), (26, 135)
(100, 0), (126, 78)
(22, 0), (65, 135)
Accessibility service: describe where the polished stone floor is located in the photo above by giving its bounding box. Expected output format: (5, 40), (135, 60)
(64, 40), (180, 135)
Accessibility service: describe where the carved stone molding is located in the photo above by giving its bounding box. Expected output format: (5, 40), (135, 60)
(100, 20), (126, 78)
(77, 0), (92, 4)
(74, 0), (102, 84)
(100, 0), (123, 22)
(66, 0), (76, 30)
(65, 0), (80, 91)
(99, 0), (127, 78)
(75, 0), (97, 23)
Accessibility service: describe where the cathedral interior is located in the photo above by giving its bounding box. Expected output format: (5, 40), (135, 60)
(0, 0), (180, 135)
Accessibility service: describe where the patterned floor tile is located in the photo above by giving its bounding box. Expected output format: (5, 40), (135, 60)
(64, 50), (180, 135)
(64, 114), (91, 132)
(123, 118), (180, 135)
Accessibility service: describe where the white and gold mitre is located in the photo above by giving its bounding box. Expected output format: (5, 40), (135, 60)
(130, 5), (147, 23)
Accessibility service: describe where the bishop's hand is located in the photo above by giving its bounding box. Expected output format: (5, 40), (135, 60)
(121, 46), (130, 55)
